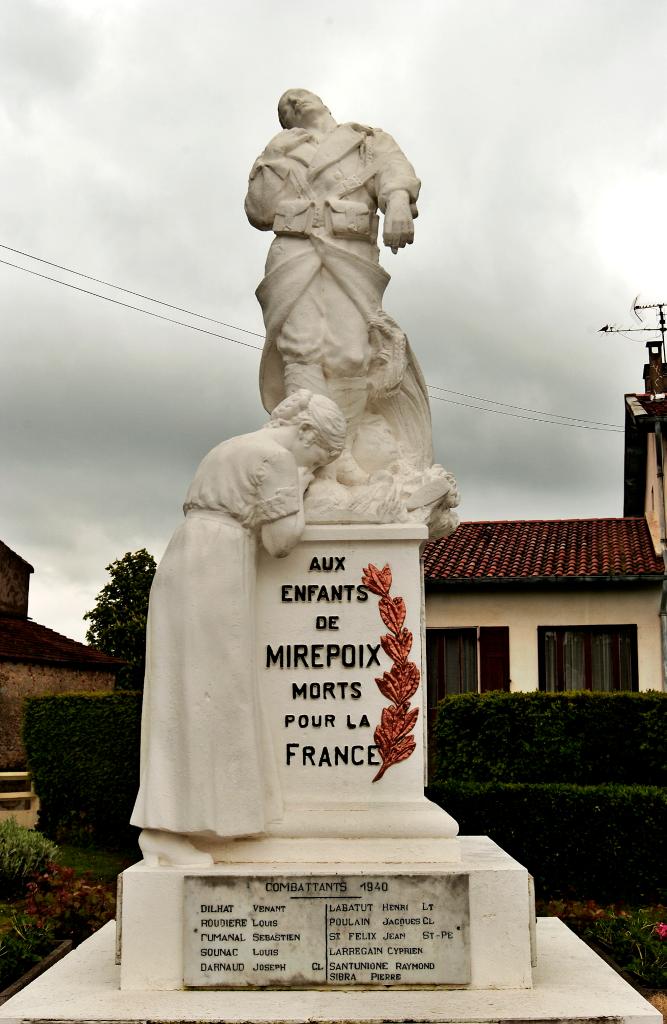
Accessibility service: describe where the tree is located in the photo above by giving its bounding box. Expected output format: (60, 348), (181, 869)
(84, 549), (156, 690)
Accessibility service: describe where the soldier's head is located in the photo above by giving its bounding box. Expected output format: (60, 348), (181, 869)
(278, 89), (333, 130)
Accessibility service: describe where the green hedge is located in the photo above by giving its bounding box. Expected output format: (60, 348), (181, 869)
(23, 692), (142, 849)
(428, 780), (667, 904)
(432, 691), (666, 785)
(22, 689), (666, 902)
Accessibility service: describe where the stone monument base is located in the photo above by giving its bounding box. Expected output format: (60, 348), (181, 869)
(117, 838), (533, 992)
(194, 833), (461, 863)
(0, 916), (659, 1024)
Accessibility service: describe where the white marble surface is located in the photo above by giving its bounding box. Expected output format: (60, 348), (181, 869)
(0, 917), (660, 1024)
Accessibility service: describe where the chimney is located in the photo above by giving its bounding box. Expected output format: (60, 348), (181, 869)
(0, 541), (33, 618)
(643, 341), (667, 395)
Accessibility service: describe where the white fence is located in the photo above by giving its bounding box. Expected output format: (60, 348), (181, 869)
(0, 771), (39, 828)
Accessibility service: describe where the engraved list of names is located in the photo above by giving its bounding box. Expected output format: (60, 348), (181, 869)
(183, 874), (470, 988)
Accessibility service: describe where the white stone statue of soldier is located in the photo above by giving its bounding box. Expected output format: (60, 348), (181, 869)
(245, 88), (435, 489)
(131, 390), (346, 866)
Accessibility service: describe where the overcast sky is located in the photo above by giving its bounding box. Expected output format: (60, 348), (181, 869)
(2, 0), (666, 642)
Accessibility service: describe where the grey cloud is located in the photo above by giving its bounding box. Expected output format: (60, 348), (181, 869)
(0, 0), (96, 121)
(2, 0), (666, 639)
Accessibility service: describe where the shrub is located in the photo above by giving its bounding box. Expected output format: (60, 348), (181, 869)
(0, 913), (55, 989)
(0, 819), (58, 898)
(432, 691), (666, 785)
(428, 780), (667, 904)
(23, 691), (142, 848)
(24, 863), (115, 946)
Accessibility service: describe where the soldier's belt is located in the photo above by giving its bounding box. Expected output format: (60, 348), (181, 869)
(273, 198), (378, 241)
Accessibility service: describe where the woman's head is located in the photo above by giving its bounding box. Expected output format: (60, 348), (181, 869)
(267, 389), (346, 468)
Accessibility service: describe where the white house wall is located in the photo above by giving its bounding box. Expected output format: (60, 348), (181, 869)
(426, 585), (662, 692)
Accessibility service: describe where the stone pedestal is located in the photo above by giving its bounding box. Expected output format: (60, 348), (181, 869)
(114, 527), (537, 995)
(117, 837), (533, 992)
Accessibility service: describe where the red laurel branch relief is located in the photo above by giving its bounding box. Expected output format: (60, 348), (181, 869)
(361, 562), (419, 782)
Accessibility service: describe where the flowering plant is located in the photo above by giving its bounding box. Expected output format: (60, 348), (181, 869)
(25, 862), (114, 946)
(582, 907), (667, 988)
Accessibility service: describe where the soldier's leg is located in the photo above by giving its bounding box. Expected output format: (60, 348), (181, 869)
(276, 272), (328, 396)
(321, 269), (372, 379)
(319, 271), (371, 485)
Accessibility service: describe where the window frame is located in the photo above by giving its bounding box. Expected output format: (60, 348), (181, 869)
(426, 627), (479, 705)
(537, 624), (639, 692)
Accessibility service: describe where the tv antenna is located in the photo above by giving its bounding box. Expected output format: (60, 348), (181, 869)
(600, 299), (667, 393)
(599, 298), (667, 360)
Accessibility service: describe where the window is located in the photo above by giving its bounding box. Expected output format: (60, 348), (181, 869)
(425, 626), (510, 782)
(538, 626), (638, 692)
(426, 627), (511, 708)
(427, 629), (478, 707)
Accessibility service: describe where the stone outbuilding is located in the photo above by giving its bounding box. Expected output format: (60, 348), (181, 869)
(0, 540), (122, 769)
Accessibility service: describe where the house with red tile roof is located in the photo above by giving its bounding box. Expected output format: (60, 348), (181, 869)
(0, 540), (122, 769)
(423, 344), (667, 705)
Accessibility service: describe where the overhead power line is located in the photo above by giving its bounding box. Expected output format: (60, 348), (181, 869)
(426, 384), (622, 428)
(0, 242), (265, 338)
(0, 246), (624, 433)
(0, 258), (262, 352)
(427, 392), (624, 432)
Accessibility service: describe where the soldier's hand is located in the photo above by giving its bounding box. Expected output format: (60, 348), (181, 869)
(383, 191), (414, 254)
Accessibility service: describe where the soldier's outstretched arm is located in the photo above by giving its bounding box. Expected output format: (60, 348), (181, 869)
(383, 189), (414, 253)
(372, 130), (420, 254)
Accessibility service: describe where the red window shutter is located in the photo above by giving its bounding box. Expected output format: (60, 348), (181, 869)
(479, 627), (510, 692)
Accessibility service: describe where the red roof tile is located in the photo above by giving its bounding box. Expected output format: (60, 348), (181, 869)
(423, 518), (664, 582)
(0, 617), (124, 669)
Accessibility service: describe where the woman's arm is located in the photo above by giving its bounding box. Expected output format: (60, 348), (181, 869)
(261, 509), (305, 558)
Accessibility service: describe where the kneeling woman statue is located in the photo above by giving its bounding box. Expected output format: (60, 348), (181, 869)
(131, 390), (346, 865)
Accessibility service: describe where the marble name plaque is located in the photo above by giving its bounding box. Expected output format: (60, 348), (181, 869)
(183, 873), (470, 988)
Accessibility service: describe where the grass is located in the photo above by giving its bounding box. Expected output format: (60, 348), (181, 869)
(55, 844), (137, 884)
(0, 898), (18, 933)
(649, 992), (667, 1016)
